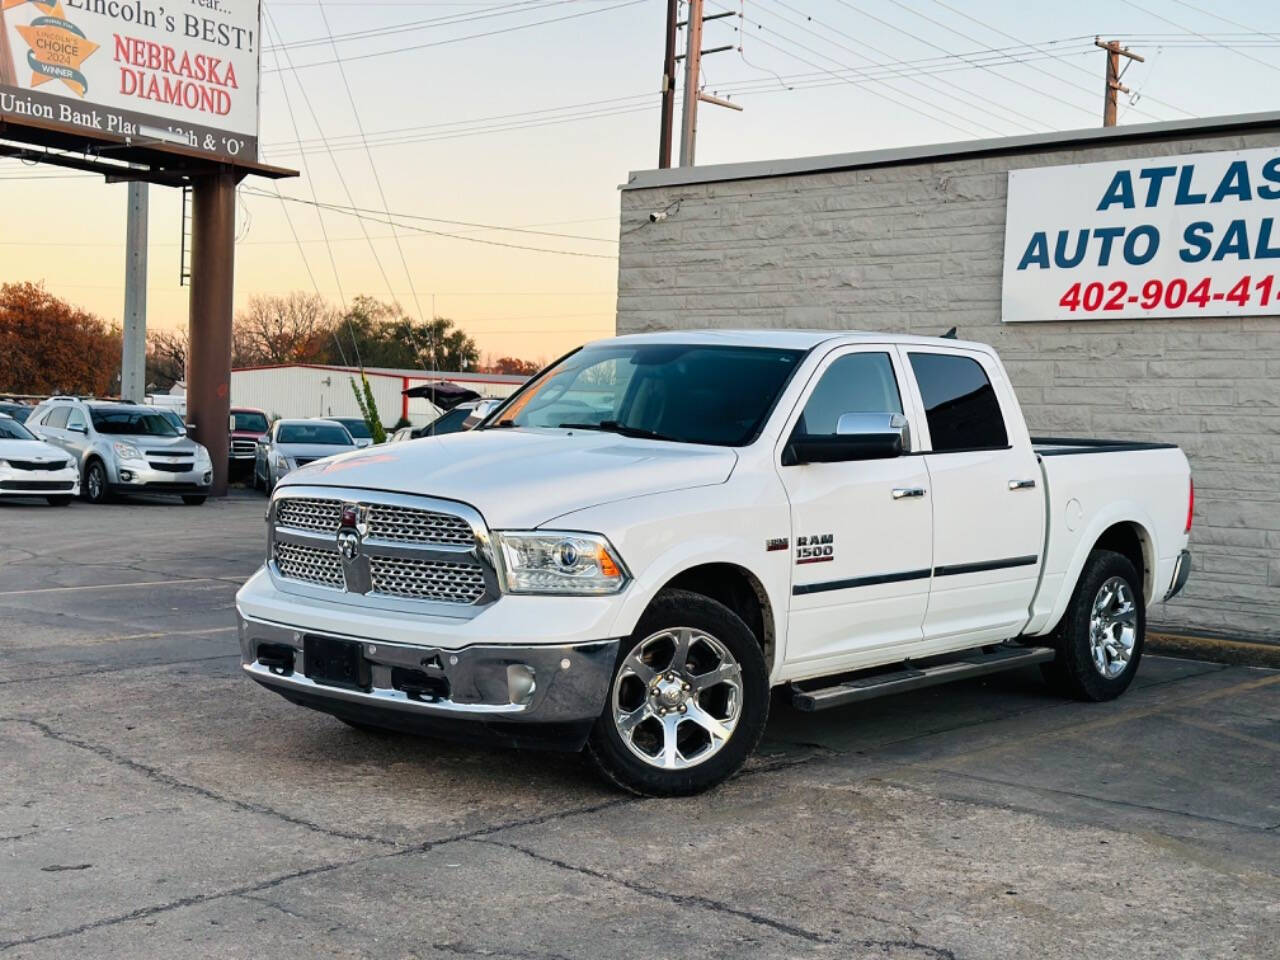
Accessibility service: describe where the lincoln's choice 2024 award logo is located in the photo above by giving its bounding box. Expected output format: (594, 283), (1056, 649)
(5, 0), (99, 97)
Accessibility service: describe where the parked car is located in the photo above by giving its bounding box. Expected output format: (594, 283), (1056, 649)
(237, 331), (1192, 796)
(387, 400), (491, 442)
(231, 408), (271, 471)
(0, 412), (79, 505)
(27, 398), (213, 505)
(328, 417), (376, 449)
(253, 419), (356, 493)
(0, 400), (32, 423)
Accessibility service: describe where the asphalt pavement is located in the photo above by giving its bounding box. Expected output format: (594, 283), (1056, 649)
(1, 492), (1276, 959)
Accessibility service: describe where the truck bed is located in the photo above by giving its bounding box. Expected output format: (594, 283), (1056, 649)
(1032, 437), (1179, 457)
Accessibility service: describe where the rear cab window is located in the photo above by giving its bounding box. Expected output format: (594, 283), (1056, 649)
(908, 352), (1008, 452)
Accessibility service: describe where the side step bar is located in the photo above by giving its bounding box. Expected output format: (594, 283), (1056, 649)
(789, 645), (1057, 712)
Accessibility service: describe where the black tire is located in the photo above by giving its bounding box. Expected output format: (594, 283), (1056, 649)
(1041, 549), (1145, 702)
(46, 496), (73, 506)
(182, 495), (206, 506)
(585, 589), (770, 797)
(82, 460), (109, 504)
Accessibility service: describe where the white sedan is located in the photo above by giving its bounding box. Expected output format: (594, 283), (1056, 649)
(0, 413), (80, 505)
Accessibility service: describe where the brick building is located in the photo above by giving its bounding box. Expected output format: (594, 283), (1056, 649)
(614, 111), (1280, 641)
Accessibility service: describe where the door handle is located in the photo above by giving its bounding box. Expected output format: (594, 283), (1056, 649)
(1008, 479), (1037, 491)
(892, 487), (927, 500)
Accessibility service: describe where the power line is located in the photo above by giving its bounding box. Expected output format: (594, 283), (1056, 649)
(242, 188), (618, 259)
(1119, 0), (1280, 77)
(262, 0), (646, 73)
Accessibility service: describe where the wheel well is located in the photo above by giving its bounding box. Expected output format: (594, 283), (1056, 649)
(660, 563), (775, 673)
(1093, 522), (1152, 601)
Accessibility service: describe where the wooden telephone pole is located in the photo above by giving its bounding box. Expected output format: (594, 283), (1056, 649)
(655, 0), (741, 168)
(1095, 38), (1144, 127)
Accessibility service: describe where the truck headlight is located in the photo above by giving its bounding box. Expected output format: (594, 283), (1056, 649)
(495, 531), (628, 595)
(113, 441), (144, 462)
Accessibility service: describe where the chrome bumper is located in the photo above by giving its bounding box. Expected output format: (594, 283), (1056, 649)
(1164, 549), (1191, 601)
(238, 613), (618, 726)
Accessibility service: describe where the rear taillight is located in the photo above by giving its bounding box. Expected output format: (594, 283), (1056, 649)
(1186, 477), (1194, 534)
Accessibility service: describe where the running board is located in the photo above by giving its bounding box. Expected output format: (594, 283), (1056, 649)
(788, 645), (1057, 712)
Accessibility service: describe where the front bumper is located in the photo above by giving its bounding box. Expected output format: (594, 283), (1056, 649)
(0, 467), (79, 496)
(110, 461), (212, 495)
(238, 612), (618, 751)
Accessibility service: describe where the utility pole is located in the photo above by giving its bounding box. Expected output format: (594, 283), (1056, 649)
(1095, 38), (1144, 127)
(658, 0), (678, 168)
(676, 2), (742, 167)
(121, 181), (148, 403)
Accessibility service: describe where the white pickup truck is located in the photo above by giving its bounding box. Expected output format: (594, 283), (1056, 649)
(236, 331), (1192, 795)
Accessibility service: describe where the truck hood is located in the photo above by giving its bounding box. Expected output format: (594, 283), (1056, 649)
(281, 428), (737, 528)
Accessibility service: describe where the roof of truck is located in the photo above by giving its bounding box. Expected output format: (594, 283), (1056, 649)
(599, 329), (995, 353)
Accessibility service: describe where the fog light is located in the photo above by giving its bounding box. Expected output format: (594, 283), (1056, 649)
(119, 470), (133, 481)
(506, 664), (536, 705)
(202, 471), (212, 484)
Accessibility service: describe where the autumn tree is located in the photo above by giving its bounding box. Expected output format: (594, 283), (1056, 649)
(146, 328), (188, 391)
(0, 282), (121, 396)
(234, 292), (337, 366)
(486, 356), (540, 376)
(327, 297), (480, 372)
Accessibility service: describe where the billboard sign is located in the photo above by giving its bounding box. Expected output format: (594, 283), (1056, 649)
(1002, 146), (1280, 322)
(0, 0), (260, 162)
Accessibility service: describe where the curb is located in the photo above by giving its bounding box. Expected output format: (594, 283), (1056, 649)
(1147, 632), (1280, 670)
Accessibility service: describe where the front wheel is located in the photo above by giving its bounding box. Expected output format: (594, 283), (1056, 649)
(82, 460), (109, 504)
(585, 589), (769, 797)
(1041, 549), (1145, 701)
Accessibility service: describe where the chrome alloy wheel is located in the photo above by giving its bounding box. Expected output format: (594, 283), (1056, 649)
(611, 627), (743, 770)
(86, 465), (103, 500)
(1089, 576), (1138, 678)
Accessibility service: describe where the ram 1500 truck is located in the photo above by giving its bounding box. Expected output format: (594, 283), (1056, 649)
(236, 331), (1193, 796)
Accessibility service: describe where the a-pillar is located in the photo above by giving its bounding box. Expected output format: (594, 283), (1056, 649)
(186, 171), (237, 496)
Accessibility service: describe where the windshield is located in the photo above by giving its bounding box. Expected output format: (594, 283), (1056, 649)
(233, 411), (269, 432)
(0, 417), (36, 441)
(277, 423), (352, 445)
(493, 344), (804, 446)
(425, 407), (470, 436)
(337, 418), (372, 439)
(90, 408), (182, 437)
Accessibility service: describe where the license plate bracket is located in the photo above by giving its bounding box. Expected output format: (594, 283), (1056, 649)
(304, 635), (371, 691)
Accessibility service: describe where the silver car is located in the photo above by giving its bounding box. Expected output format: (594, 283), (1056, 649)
(253, 419), (356, 493)
(27, 399), (213, 505)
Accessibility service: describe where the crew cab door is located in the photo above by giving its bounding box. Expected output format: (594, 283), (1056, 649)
(778, 346), (932, 669)
(901, 348), (1044, 645)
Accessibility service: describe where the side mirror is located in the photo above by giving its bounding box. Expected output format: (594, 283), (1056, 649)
(69, 423), (87, 435)
(783, 413), (908, 466)
(229, 414), (237, 432)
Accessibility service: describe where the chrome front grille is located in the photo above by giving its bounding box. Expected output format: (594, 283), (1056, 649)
(268, 488), (495, 609)
(369, 556), (486, 603)
(273, 541), (345, 590)
(231, 439), (258, 457)
(276, 497), (343, 532)
(366, 504), (474, 546)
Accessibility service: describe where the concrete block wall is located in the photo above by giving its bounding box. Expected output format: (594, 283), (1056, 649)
(616, 131), (1280, 641)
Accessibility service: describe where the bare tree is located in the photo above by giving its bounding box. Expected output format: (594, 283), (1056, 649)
(234, 292), (337, 366)
(145, 328), (188, 390)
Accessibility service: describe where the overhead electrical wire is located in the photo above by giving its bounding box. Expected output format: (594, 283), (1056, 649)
(262, 0), (646, 73)
(1118, 0), (1280, 77)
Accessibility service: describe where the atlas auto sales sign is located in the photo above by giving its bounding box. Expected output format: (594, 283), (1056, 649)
(1002, 146), (1280, 321)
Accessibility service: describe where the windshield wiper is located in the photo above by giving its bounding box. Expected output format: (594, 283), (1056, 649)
(557, 420), (680, 442)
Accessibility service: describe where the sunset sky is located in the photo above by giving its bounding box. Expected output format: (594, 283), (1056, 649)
(2, 0), (1277, 365)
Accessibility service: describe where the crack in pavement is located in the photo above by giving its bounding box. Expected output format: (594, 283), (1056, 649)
(0, 653), (240, 687)
(472, 837), (959, 958)
(0, 798), (633, 953)
(0, 717), (402, 849)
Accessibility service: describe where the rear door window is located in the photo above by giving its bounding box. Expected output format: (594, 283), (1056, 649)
(908, 353), (1008, 452)
(44, 406), (70, 429)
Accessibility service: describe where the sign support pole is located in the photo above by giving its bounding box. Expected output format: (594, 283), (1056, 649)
(121, 181), (148, 403)
(187, 171), (237, 497)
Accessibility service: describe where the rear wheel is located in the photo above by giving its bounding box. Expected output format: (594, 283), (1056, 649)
(82, 460), (108, 504)
(585, 589), (769, 797)
(1041, 549), (1145, 701)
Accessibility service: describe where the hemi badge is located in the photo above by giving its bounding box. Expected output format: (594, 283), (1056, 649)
(765, 538), (789, 552)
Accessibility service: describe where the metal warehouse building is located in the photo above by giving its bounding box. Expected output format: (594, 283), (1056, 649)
(230, 365), (527, 426)
(615, 111), (1280, 641)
